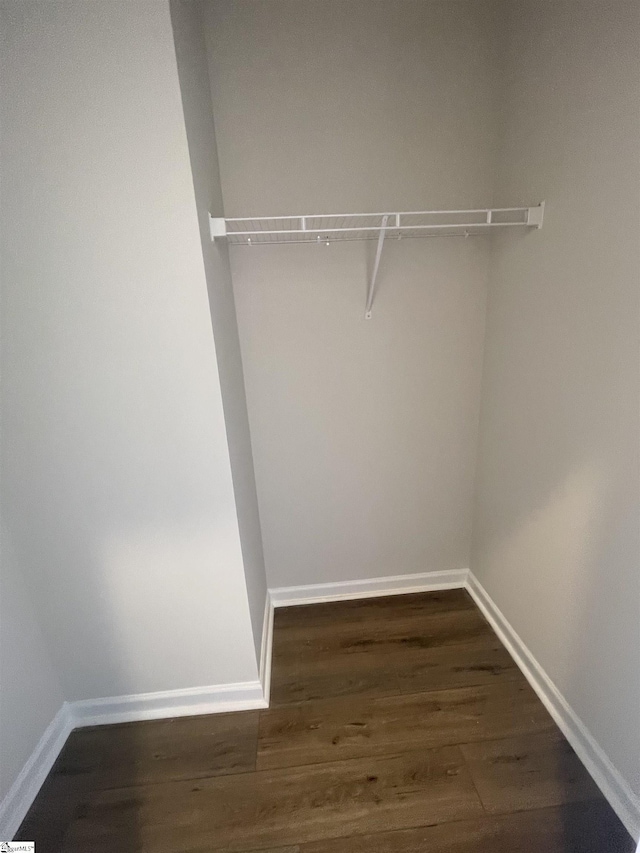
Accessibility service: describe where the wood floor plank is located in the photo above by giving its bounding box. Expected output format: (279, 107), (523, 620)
(273, 589), (476, 630)
(270, 653), (403, 706)
(59, 747), (483, 852)
(16, 779), (85, 852)
(274, 608), (495, 669)
(460, 729), (603, 814)
(17, 712), (260, 850)
(296, 801), (635, 852)
(271, 640), (524, 708)
(257, 679), (554, 771)
(394, 638), (524, 694)
(53, 711), (260, 790)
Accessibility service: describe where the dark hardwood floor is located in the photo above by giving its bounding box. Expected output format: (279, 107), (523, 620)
(18, 589), (633, 851)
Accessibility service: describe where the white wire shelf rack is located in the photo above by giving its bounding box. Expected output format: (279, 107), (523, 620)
(210, 205), (544, 244)
(209, 204), (544, 317)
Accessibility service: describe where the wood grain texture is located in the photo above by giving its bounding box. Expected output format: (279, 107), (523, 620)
(60, 747), (483, 852)
(258, 680), (554, 770)
(461, 729), (603, 813)
(269, 652), (403, 706)
(394, 637), (524, 693)
(274, 607), (494, 668)
(273, 590), (477, 629)
(54, 711), (260, 789)
(270, 639), (524, 706)
(17, 712), (260, 851)
(297, 801), (634, 852)
(17, 589), (633, 852)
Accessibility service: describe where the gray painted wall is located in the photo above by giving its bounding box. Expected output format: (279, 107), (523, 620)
(1, 0), (258, 708)
(473, 0), (640, 802)
(204, 0), (499, 588)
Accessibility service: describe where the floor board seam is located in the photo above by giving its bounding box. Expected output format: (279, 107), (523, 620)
(23, 764), (263, 799)
(253, 728), (557, 774)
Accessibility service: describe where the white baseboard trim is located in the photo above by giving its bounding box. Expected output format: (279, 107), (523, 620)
(259, 594), (275, 705)
(269, 568), (469, 607)
(466, 571), (640, 841)
(70, 680), (267, 728)
(0, 702), (74, 840)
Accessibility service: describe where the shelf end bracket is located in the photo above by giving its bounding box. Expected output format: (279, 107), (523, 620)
(527, 201), (545, 229)
(209, 215), (227, 241)
(365, 214), (389, 319)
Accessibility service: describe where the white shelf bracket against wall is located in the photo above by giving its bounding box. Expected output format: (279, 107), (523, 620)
(209, 216), (228, 240)
(365, 214), (389, 319)
(527, 200), (545, 228)
(208, 203), (544, 316)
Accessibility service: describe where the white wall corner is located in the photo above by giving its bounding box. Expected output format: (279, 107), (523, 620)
(466, 571), (640, 842)
(0, 703), (74, 841)
(269, 568), (469, 607)
(259, 593), (275, 705)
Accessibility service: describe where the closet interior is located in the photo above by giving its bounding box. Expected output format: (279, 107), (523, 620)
(1, 0), (638, 849)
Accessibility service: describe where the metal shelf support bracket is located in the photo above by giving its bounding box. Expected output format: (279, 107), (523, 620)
(365, 215), (389, 320)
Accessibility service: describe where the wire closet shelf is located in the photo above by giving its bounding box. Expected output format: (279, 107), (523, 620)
(209, 204), (544, 319)
(209, 204), (544, 245)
